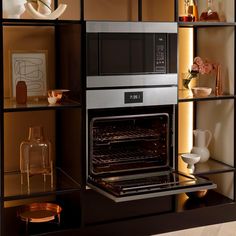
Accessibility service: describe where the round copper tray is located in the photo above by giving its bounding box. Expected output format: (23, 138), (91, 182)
(18, 203), (62, 223)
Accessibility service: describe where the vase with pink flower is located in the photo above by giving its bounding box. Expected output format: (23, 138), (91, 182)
(182, 56), (215, 90)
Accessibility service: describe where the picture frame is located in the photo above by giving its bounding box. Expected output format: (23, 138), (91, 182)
(10, 50), (48, 98)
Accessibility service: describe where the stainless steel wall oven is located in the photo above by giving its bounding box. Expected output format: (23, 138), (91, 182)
(85, 21), (216, 202)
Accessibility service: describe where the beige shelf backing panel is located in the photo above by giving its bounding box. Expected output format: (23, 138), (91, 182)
(197, 100), (234, 167)
(84, 0), (138, 21)
(4, 111), (56, 172)
(142, 0), (175, 22)
(197, 27), (234, 96)
(3, 26), (55, 99)
(58, 0), (80, 20)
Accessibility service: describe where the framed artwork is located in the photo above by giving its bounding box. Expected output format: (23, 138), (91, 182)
(10, 50), (48, 98)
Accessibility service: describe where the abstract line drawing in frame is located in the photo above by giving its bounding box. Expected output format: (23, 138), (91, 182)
(10, 51), (48, 98)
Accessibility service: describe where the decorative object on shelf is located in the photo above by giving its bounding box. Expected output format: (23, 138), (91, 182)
(191, 129), (212, 163)
(20, 126), (53, 192)
(215, 64), (223, 96)
(191, 87), (212, 97)
(47, 89), (70, 104)
(18, 203), (62, 225)
(37, 0), (51, 15)
(218, 0), (226, 22)
(179, 0), (195, 22)
(181, 153), (200, 171)
(182, 56), (215, 90)
(16, 80), (27, 104)
(187, 0), (198, 21)
(3, 0), (26, 19)
(10, 51), (48, 100)
(47, 96), (57, 105)
(25, 0), (67, 20)
(200, 0), (220, 22)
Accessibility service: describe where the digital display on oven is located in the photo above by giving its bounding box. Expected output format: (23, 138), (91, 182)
(124, 91), (143, 103)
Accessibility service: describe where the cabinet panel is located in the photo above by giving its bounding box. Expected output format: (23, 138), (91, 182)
(3, 26), (55, 99)
(4, 111), (56, 172)
(142, 0), (175, 22)
(84, 0), (138, 21)
(197, 100), (234, 167)
(197, 27), (235, 95)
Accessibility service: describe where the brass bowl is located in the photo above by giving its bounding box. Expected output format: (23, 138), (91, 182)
(18, 203), (62, 223)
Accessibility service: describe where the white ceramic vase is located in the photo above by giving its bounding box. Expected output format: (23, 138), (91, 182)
(3, 0), (26, 19)
(38, 0), (52, 15)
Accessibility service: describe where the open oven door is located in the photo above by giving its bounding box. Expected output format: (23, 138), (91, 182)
(87, 170), (216, 202)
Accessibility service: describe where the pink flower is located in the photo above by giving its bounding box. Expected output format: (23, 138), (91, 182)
(191, 64), (199, 72)
(193, 57), (204, 66)
(204, 63), (213, 74)
(198, 65), (206, 74)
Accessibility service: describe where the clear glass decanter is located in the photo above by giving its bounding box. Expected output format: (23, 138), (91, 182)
(20, 126), (53, 190)
(200, 0), (220, 21)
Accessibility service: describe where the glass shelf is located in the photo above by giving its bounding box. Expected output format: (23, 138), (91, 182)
(4, 98), (81, 112)
(178, 21), (236, 28)
(178, 90), (235, 102)
(4, 168), (80, 201)
(179, 156), (235, 175)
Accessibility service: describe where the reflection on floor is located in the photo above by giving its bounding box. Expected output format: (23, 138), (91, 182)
(155, 221), (236, 236)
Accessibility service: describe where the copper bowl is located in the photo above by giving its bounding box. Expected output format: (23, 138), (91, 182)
(18, 203), (62, 223)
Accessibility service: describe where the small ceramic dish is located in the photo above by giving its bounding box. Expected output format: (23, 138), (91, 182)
(181, 153), (200, 171)
(191, 87), (212, 97)
(47, 96), (57, 105)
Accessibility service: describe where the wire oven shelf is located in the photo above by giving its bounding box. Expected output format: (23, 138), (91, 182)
(93, 126), (165, 145)
(92, 146), (167, 173)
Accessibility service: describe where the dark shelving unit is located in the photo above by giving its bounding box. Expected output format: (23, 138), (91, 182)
(0, 0), (236, 236)
(0, 1), (83, 235)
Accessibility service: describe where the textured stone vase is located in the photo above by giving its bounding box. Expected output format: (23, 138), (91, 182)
(3, 0), (26, 18)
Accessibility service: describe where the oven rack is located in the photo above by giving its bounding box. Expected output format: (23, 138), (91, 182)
(92, 146), (167, 173)
(93, 126), (165, 145)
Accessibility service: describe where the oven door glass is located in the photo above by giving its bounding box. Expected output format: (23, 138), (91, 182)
(88, 171), (216, 202)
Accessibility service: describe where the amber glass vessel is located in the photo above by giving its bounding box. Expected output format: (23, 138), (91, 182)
(20, 126), (53, 190)
(200, 0), (220, 21)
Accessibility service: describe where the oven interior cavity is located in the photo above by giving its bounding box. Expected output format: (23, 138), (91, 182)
(90, 114), (170, 175)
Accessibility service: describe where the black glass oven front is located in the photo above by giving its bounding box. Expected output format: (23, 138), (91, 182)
(87, 32), (177, 76)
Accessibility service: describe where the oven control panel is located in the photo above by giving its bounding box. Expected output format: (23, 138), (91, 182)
(124, 91), (143, 104)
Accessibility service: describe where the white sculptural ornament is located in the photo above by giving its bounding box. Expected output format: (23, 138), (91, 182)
(3, 0), (27, 19)
(25, 1), (67, 20)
